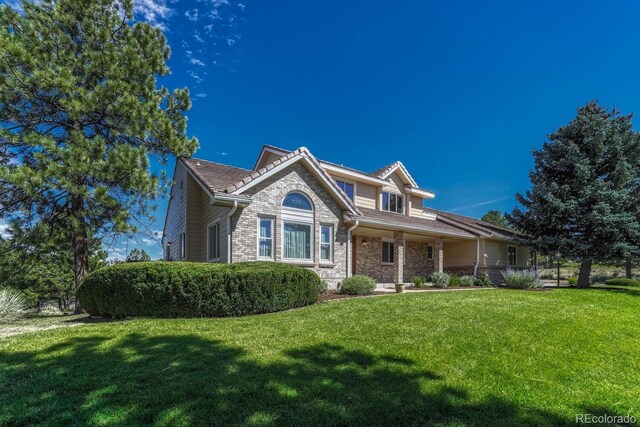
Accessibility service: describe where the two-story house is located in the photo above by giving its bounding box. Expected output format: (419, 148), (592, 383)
(162, 145), (530, 287)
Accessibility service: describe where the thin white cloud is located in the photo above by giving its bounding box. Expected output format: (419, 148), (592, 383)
(448, 197), (511, 213)
(134, 0), (173, 29)
(195, 93), (207, 98)
(185, 8), (199, 21)
(190, 58), (206, 66)
(237, 3), (245, 11)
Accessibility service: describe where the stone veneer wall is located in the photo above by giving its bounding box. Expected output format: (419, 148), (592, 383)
(354, 236), (396, 282)
(230, 162), (348, 288)
(404, 241), (435, 280)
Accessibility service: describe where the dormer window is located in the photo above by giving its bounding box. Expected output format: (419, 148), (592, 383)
(382, 192), (403, 213)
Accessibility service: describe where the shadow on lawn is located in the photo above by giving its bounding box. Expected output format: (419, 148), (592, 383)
(1, 334), (572, 426)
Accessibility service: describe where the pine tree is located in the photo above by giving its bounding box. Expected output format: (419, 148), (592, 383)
(126, 248), (151, 262)
(0, 0), (198, 311)
(480, 210), (511, 229)
(509, 101), (640, 288)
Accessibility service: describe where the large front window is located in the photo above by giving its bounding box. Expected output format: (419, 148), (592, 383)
(382, 192), (403, 213)
(282, 192), (314, 261)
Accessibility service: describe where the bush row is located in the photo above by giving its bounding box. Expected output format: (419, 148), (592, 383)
(78, 261), (326, 318)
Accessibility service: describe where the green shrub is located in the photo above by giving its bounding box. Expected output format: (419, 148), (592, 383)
(339, 275), (376, 295)
(567, 276), (578, 285)
(605, 278), (640, 287)
(449, 275), (461, 286)
(0, 288), (27, 323)
(459, 275), (475, 287)
(78, 262), (324, 319)
(430, 272), (450, 288)
(501, 268), (541, 289)
(411, 275), (426, 288)
(474, 274), (494, 287)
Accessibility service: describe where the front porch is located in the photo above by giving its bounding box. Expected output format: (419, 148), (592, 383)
(350, 227), (478, 284)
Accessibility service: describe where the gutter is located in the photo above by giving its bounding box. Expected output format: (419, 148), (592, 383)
(346, 221), (359, 278)
(227, 200), (238, 263)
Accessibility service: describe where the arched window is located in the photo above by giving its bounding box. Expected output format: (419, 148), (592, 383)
(282, 192), (313, 261)
(282, 192), (313, 210)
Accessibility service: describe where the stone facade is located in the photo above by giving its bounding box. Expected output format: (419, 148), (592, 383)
(230, 162), (348, 287)
(404, 241), (435, 281)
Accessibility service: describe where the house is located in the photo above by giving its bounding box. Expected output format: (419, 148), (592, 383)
(162, 145), (530, 287)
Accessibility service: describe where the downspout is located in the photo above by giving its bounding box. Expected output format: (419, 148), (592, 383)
(474, 237), (480, 277)
(227, 200), (238, 263)
(346, 221), (359, 278)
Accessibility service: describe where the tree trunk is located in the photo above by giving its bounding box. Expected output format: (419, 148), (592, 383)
(72, 196), (89, 314)
(577, 258), (592, 288)
(625, 258), (633, 279)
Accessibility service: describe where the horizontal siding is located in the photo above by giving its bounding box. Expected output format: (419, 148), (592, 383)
(382, 173), (405, 194)
(410, 196), (424, 216)
(162, 162), (188, 261)
(202, 197), (231, 263)
(484, 240), (529, 267)
(187, 174), (206, 262)
(355, 182), (377, 209)
(444, 240), (476, 267)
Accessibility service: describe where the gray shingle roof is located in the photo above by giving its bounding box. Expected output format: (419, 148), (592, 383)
(352, 207), (476, 237)
(181, 157), (253, 193)
(422, 207), (520, 239)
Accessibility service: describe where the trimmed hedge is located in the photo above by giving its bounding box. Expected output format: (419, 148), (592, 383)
(78, 261), (325, 318)
(339, 275), (376, 295)
(605, 278), (640, 287)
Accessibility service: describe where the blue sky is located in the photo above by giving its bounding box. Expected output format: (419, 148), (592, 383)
(5, 0), (640, 260)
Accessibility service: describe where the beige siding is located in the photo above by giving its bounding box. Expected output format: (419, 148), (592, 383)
(382, 173), (406, 194)
(355, 182), (377, 209)
(202, 199), (231, 263)
(443, 240), (477, 268)
(410, 196), (424, 216)
(162, 162), (188, 261)
(483, 239), (530, 267)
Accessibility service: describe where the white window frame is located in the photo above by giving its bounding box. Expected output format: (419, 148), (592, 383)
(427, 244), (434, 260)
(507, 245), (517, 266)
(257, 216), (275, 260)
(381, 239), (395, 264)
(319, 224), (333, 263)
(282, 192), (314, 263)
(179, 232), (186, 259)
(382, 191), (404, 214)
(207, 220), (221, 262)
(335, 179), (356, 203)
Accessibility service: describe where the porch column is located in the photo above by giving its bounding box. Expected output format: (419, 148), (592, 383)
(434, 238), (443, 273)
(394, 231), (404, 283)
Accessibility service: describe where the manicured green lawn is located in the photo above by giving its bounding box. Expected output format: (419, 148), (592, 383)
(1, 288), (639, 426)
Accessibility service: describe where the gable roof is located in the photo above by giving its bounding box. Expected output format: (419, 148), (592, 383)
(423, 207), (520, 240)
(181, 157), (253, 194)
(371, 161), (419, 187)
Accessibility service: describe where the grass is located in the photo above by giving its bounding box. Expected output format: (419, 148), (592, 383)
(1, 289), (639, 426)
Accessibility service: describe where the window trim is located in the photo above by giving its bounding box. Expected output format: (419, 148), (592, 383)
(281, 192), (314, 263)
(381, 191), (404, 214)
(257, 216), (275, 260)
(207, 219), (221, 262)
(335, 179), (356, 203)
(179, 232), (186, 260)
(381, 239), (395, 264)
(507, 245), (517, 266)
(319, 224), (333, 263)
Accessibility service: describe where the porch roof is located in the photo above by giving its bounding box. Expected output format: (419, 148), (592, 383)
(346, 207), (477, 239)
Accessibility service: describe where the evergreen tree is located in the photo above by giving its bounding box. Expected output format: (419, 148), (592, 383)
(126, 248), (151, 262)
(509, 102), (640, 288)
(0, 0), (198, 311)
(480, 210), (511, 229)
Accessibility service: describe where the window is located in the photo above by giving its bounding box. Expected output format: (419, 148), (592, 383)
(320, 225), (332, 262)
(427, 244), (434, 260)
(282, 192), (313, 261)
(179, 232), (186, 259)
(208, 221), (221, 261)
(382, 192), (403, 213)
(382, 241), (394, 264)
(258, 217), (274, 259)
(336, 180), (354, 201)
(508, 246), (517, 266)
(283, 192), (313, 210)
